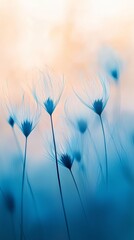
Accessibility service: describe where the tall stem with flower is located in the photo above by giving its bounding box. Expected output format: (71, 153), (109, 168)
(75, 75), (109, 187)
(7, 115), (40, 225)
(33, 70), (71, 240)
(11, 94), (40, 240)
(59, 152), (88, 222)
(50, 115), (71, 240)
(20, 136), (27, 240)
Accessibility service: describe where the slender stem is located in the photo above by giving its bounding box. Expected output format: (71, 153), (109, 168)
(70, 170), (87, 221)
(100, 115), (108, 187)
(12, 127), (23, 156)
(20, 137), (28, 240)
(12, 128), (41, 225)
(87, 129), (104, 182)
(11, 214), (16, 240)
(50, 115), (71, 240)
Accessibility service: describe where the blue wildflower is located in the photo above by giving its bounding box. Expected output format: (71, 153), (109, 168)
(98, 47), (122, 83)
(74, 75), (109, 116)
(60, 153), (74, 170)
(13, 94), (41, 138)
(33, 68), (64, 115)
(8, 115), (15, 128)
(44, 97), (55, 115)
(64, 95), (89, 134)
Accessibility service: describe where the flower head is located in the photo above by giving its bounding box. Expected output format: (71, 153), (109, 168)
(60, 153), (73, 170)
(58, 133), (82, 170)
(44, 97), (55, 115)
(33, 68), (64, 115)
(74, 74), (109, 116)
(99, 47), (122, 83)
(8, 115), (15, 128)
(77, 119), (88, 134)
(64, 95), (89, 134)
(93, 99), (103, 116)
(21, 120), (33, 138)
(13, 94), (41, 138)
(2, 81), (19, 128)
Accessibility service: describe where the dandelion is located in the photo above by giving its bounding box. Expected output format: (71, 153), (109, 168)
(74, 75), (109, 187)
(33, 69), (71, 239)
(11, 93), (40, 240)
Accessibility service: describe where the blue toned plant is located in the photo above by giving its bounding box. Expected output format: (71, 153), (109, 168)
(33, 69), (71, 239)
(64, 95), (104, 181)
(3, 84), (41, 234)
(11, 93), (40, 240)
(32, 68), (64, 116)
(57, 135), (88, 221)
(64, 95), (89, 135)
(98, 47), (122, 83)
(74, 75), (109, 187)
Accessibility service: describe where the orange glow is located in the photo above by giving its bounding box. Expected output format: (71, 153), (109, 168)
(0, 0), (134, 111)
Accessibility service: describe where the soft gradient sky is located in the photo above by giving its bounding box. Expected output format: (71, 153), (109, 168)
(0, 0), (134, 109)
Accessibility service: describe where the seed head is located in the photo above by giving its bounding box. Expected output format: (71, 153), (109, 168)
(60, 153), (73, 170)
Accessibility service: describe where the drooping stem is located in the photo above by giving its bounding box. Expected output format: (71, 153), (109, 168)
(100, 115), (108, 187)
(50, 114), (71, 240)
(70, 169), (88, 221)
(20, 137), (28, 240)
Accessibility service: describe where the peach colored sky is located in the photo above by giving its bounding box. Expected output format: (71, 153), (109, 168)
(0, 0), (134, 110)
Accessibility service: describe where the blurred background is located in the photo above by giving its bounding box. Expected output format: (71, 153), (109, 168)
(0, 0), (134, 109)
(0, 1), (134, 240)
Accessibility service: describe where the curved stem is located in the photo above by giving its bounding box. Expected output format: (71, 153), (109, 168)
(100, 115), (108, 188)
(50, 115), (71, 240)
(20, 137), (28, 240)
(70, 170), (88, 221)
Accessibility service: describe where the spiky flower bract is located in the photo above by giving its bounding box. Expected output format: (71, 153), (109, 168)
(8, 115), (15, 128)
(60, 153), (73, 170)
(6, 92), (41, 240)
(74, 74), (109, 186)
(74, 74), (109, 116)
(33, 68), (64, 115)
(33, 68), (70, 239)
(57, 132), (88, 221)
(58, 132), (82, 169)
(93, 99), (103, 116)
(13, 94), (41, 138)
